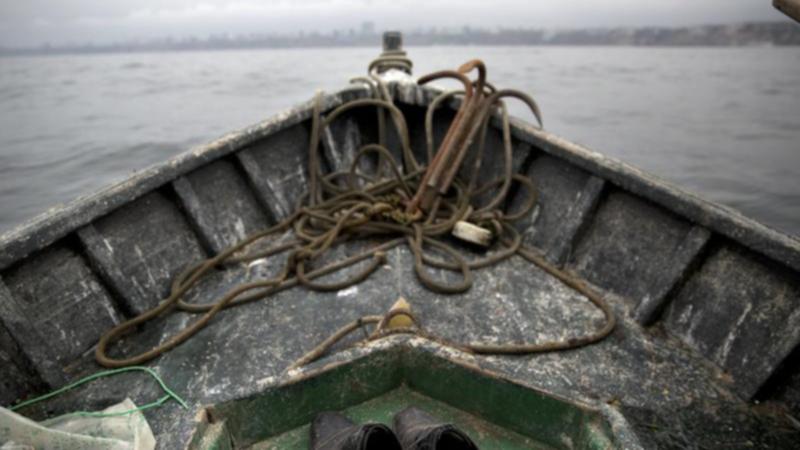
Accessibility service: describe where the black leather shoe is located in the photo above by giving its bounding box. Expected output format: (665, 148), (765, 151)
(393, 407), (478, 450)
(310, 411), (402, 450)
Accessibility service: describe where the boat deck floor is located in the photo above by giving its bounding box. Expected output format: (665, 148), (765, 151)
(16, 241), (799, 449)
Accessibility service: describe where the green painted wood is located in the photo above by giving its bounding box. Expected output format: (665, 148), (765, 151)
(209, 350), (403, 446)
(193, 347), (627, 449)
(188, 421), (233, 450)
(251, 387), (552, 450)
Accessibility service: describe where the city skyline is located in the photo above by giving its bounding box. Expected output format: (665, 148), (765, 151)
(0, 0), (791, 47)
(2, 21), (798, 55)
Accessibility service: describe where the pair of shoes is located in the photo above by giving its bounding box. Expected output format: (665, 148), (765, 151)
(310, 407), (478, 450)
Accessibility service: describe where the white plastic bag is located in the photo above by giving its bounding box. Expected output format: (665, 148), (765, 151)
(0, 398), (155, 450)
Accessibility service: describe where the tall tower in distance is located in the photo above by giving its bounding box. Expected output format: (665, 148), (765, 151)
(361, 21), (376, 36)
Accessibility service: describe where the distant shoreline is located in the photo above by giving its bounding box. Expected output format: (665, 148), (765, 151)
(2, 21), (798, 56)
(0, 43), (793, 59)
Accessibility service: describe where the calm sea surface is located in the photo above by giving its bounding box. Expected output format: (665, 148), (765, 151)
(1, 46), (798, 237)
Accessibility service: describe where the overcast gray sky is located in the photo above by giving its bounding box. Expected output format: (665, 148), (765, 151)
(0, 0), (789, 47)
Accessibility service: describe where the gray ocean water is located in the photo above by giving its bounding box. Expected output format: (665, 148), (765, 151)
(1, 46), (798, 237)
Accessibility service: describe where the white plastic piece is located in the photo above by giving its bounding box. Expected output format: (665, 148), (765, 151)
(452, 221), (493, 247)
(377, 68), (415, 83)
(0, 398), (156, 450)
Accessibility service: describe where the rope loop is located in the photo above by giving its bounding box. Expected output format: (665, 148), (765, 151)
(94, 59), (615, 372)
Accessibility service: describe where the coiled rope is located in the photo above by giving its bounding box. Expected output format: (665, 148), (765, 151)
(95, 60), (615, 369)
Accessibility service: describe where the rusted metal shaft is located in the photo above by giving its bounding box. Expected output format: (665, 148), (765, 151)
(406, 70), (475, 212)
(407, 61), (491, 214)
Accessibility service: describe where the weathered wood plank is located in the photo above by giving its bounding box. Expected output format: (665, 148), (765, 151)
(0, 246), (122, 386)
(505, 120), (800, 274)
(568, 190), (696, 309)
(511, 155), (602, 265)
(385, 103), (436, 170)
(78, 191), (206, 315)
(395, 81), (430, 107)
(762, 345), (800, 417)
(0, 319), (45, 405)
(237, 123), (311, 221)
(633, 225), (711, 325)
(0, 280), (62, 386)
(548, 175), (606, 266)
(465, 130), (533, 210)
(173, 160), (272, 254)
(321, 114), (367, 177)
(664, 243), (800, 399)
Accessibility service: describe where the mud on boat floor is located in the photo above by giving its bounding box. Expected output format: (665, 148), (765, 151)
(12, 241), (800, 449)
